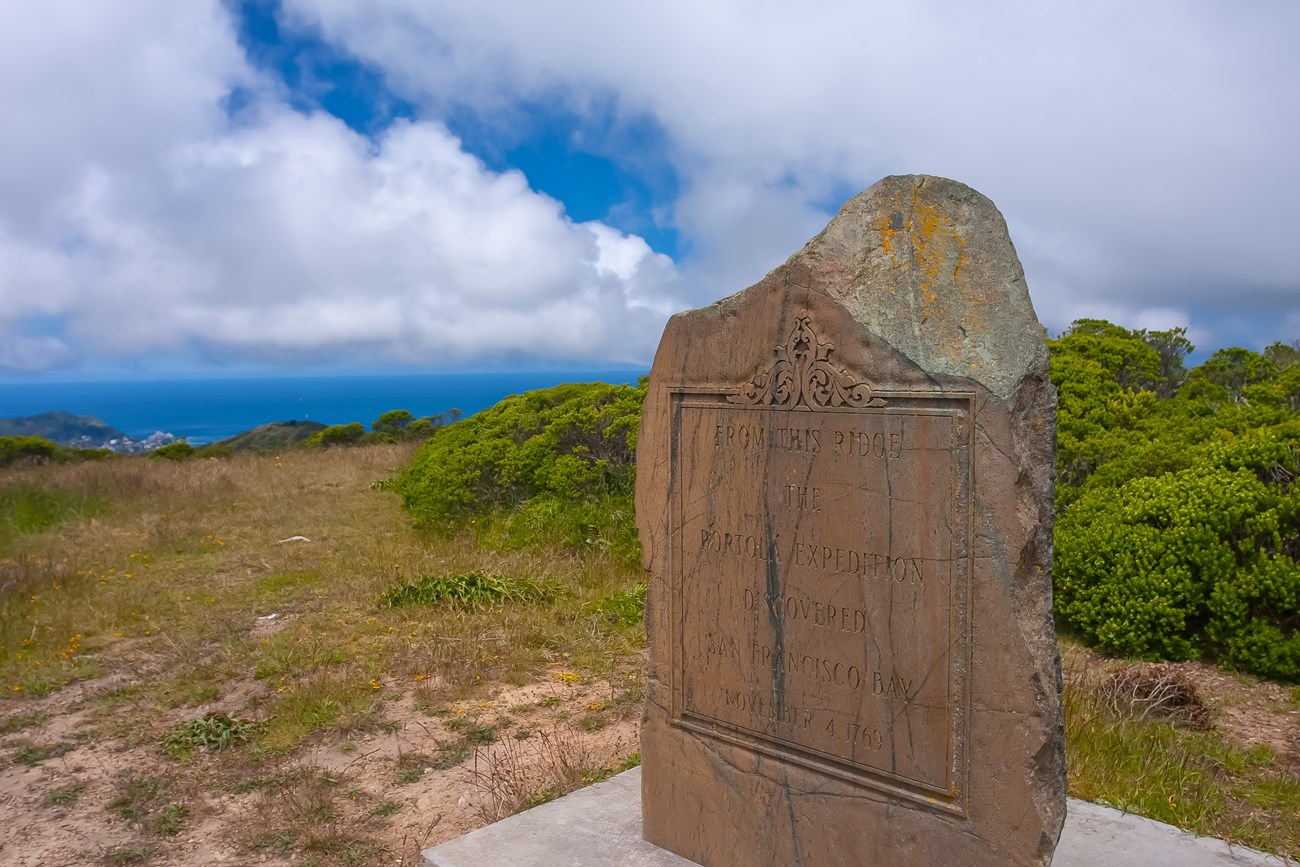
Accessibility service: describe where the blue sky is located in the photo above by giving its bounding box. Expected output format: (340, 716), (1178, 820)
(0, 0), (1297, 379)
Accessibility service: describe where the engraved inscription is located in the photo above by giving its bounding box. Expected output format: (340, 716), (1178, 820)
(671, 388), (971, 801)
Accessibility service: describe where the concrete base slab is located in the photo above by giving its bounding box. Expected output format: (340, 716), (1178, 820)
(423, 768), (1290, 867)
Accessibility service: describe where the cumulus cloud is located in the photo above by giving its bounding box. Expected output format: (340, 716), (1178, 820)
(3, 1), (1296, 376)
(286, 0), (1300, 348)
(0, 1), (680, 374)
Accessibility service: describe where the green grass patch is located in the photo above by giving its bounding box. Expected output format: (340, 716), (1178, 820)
(43, 781), (85, 807)
(108, 774), (187, 836)
(260, 675), (379, 752)
(0, 711), (47, 734)
(395, 752), (430, 785)
(251, 630), (351, 680)
(1066, 673), (1300, 856)
(153, 669), (223, 708)
(587, 582), (646, 625)
(258, 570), (321, 598)
(12, 741), (74, 766)
(432, 740), (471, 770)
(378, 571), (558, 610)
(0, 485), (107, 547)
(103, 843), (157, 865)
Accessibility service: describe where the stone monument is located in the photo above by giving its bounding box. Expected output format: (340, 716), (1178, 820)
(635, 175), (1065, 865)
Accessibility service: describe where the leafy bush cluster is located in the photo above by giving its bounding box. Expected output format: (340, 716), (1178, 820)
(391, 335), (1300, 680)
(0, 435), (113, 467)
(303, 408), (462, 449)
(1052, 321), (1300, 680)
(399, 381), (644, 561)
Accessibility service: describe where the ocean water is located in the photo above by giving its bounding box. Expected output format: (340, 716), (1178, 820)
(0, 370), (646, 445)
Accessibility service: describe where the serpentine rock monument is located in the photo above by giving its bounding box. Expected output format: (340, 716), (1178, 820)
(635, 175), (1066, 866)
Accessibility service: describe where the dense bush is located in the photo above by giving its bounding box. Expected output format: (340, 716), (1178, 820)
(0, 435), (113, 467)
(1052, 321), (1300, 680)
(149, 441), (196, 461)
(393, 326), (1300, 680)
(299, 408), (460, 448)
(399, 381), (644, 561)
(0, 436), (58, 467)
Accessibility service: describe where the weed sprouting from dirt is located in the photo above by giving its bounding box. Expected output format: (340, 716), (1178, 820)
(162, 712), (261, 760)
(107, 774), (188, 838)
(102, 843), (157, 865)
(43, 781), (85, 806)
(12, 740), (73, 766)
(467, 724), (630, 822)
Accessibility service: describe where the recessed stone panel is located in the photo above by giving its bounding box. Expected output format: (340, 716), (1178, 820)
(669, 363), (971, 806)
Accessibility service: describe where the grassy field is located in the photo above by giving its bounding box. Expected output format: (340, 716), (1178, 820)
(1, 445), (1297, 864)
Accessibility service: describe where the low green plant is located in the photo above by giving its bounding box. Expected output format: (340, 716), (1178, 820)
(43, 782), (85, 806)
(162, 712), (260, 759)
(378, 571), (558, 610)
(12, 741), (73, 766)
(152, 802), (187, 836)
(304, 422), (366, 448)
(370, 800), (402, 818)
(432, 740), (471, 769)
(108, 775), (186, 839)
(103, 843), (157, 865)
(587, 583), (646, 625)
(0, 436), (58, 467)
(394, 752), (431, 784)
(260, 675), (378, 752)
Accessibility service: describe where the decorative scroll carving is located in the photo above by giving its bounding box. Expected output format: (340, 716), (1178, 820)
(728, 316), (886, 410)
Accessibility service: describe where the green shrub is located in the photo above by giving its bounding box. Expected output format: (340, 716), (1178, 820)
(149, 441), (195, 461)
(1056, 425), (1300, 680)
(371, 409), (414, 436)
(305, 422), (366, 448)
(399, 381), (644, 560)
(0, 436), (58, 467)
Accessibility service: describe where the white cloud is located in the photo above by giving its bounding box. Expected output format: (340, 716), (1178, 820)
(3, 1), (1297, 376)
(286, 0), (1300, 348)
(0, 1), (680, 373)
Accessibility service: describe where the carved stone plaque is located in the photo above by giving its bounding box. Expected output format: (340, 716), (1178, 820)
(668, 318), (972, 809)
(637, 175), (1066, 866)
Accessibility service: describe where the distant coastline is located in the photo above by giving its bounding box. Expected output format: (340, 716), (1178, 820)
(0, 370), (645, 445)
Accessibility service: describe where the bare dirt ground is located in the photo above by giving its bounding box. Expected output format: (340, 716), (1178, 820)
(1, 666), (638, 866)
(0, 446), (647, 866)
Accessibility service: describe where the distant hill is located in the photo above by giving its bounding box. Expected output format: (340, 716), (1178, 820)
(0, 411), (181, 454)
(0, 411), (126, 444)
(209, 420), (327, 452)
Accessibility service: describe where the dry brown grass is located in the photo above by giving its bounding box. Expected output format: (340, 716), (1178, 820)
(0, 445), (645, 865)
